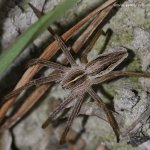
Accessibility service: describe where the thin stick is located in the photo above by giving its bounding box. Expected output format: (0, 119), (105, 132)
(81, 26), (105, 63)
(73, 4), (114, 52)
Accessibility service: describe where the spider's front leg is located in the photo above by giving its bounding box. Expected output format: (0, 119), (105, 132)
(27, 58), (69, 71)
(29, 3), (76, 66)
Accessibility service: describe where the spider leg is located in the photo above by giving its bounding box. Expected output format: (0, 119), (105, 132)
(27, 58), (69, 71)
(1, 84), (51, 129)
(29, 3), (76, 66)
(59, 95), (84, 144)
(2, 72), (62, 103)
(87, 87), (120, 142)
(93, 71), (150, 84)
(48, 28), (77, 66)
(114, 71), (150, 78)
(42, 94), (77, 129)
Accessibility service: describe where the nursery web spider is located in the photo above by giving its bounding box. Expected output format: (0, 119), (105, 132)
(1, 7), (150, 145)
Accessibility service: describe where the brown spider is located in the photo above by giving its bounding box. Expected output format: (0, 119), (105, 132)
(2, 25), (150, 144)
(1, 2), (150, 144)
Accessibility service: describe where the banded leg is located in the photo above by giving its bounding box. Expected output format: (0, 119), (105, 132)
(88, 87), (120, 142)
(2, 72), (62, 103)
(60, 95), (84, 144)
(27, 59), (69, 71)
(29, 3), (76, 66)
(42, 94), (77, 129)
(93, 71), (150, 84)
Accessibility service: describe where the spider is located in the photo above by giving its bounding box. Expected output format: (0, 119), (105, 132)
(2, 25), (150, 144)
(1, 3), (150, 145)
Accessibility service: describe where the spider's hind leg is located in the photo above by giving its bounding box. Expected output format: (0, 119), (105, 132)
(59, 95), (84, 144)
(88, 87), (120, 142)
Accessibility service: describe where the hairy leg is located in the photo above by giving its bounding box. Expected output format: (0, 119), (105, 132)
(88, 87), (120, 142)
(93, 71), (150, 84)
(27, 59), (69, 71)
(42, 94), (77, 129)
(2, 72), (62, 103)
(59, 95), (84, 144)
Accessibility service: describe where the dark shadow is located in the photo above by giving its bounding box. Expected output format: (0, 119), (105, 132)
(100, 28), (113, 53)
(115, 48), (135, 71)
(10, 128), (19, 150)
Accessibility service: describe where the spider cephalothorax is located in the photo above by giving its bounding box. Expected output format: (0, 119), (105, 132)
(61, 65), (89, 92)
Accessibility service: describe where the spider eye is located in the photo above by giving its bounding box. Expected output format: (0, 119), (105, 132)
(86, 50), (128, 77)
